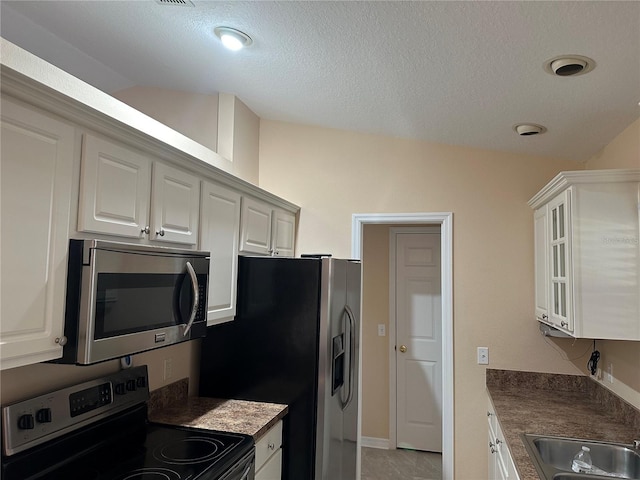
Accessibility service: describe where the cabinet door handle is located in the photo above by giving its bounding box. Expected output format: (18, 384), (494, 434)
(487, 411), (493, 417)
(541, 314), (548, 320)
(156, 229), (165, 237)
(268, 442), (275, 450)
(561, 321), (568, 328)
(141, 226), (150, 235)
(55, 336), (67, 346)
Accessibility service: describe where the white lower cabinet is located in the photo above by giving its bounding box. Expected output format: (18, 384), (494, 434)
(255, 420), (283, 480)
(487, 396), (520, 480)
(0, 98), (75, 369)
(200, 181), (241, 325)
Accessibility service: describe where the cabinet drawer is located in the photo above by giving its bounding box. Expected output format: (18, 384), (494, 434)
(255, 420), (282, 471)
(255, 448), (282, 480)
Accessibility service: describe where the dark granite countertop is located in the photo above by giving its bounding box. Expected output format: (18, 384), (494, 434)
(146, 378), (288, 441)
(149, 397), (288, 441)
(487, 369), (640, 480)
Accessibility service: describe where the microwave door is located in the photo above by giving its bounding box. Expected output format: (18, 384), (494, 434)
(174, 262), (200, 337)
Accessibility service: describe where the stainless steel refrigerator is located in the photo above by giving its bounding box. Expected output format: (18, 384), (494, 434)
(199, 256), (361, 480)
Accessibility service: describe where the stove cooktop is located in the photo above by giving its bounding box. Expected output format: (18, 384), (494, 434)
(1, 367), (254, 480)
(45, 424), (254, 480)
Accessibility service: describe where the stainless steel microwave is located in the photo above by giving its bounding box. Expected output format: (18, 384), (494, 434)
(58, 239), (209, 365)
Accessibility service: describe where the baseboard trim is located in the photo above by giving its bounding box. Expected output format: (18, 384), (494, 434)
(361, 436), (390, 449)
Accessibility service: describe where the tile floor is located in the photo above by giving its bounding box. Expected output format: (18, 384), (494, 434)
(361, 447), (443, 480)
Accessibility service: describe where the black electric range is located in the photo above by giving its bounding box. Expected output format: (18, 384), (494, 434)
(1, 366), (255, 480)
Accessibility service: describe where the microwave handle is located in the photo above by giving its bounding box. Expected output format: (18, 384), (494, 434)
(182, 261), (199, 336)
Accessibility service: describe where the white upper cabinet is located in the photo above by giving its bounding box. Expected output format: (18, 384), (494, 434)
(272, 209), (296, 257)
(533, 206), (549, 323)
(78, 133), (200, 245)
(200, 181), (241, 325)
(1, 98), (75, 369)
(240, 197), (296, 257)
(529, 169), (640, 340)
(78, 133), (151, 238)
(151, 162), (200, 244)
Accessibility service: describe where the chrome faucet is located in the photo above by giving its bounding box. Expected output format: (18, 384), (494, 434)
(633, 440), (640, 449)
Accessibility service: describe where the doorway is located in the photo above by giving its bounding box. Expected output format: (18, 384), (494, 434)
(352, 213), (453, 480)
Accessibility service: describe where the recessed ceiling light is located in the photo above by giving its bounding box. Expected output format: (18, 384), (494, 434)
(513, 123), (547, 136)
(214, 26), (253, 51)
(544, 55), (595, 77)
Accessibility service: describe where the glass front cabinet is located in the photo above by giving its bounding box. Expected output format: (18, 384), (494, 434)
(529, 169), (640, 340)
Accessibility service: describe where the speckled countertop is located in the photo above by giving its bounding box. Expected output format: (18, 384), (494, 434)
(487, 369), (640, 480)
(147, 378), (288, 441)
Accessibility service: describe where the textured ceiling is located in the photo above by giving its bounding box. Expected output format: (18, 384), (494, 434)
(1, 1), (639, 162)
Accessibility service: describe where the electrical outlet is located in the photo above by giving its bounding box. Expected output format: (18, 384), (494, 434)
(163, 358), (173, 381)
(477, 347), (489, 365)
(378, 324), (386, 336)
(606, 362), (613, 383)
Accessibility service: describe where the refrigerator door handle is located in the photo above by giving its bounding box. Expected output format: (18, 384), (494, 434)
(341, 304), (356, 410)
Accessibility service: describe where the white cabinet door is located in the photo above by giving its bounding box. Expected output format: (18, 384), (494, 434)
(79, 133), (200, 245)
(272, 209), (296, 257)
(533, 206), (549, 323)
(151, 162), (200, 245)
(255, 420), (283, 480)
(255, 449), (282, 480)
(239, 197), (273, 255)
(239, 197), (296, 257)
(200, 181), (241, 325)
(547, 190), (572, 332)
(78, 133), (151, 238)
(1, 99), (74, 369)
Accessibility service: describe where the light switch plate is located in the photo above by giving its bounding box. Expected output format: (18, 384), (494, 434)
(378, 324), (386, 336)
(477, 347), (489, 365)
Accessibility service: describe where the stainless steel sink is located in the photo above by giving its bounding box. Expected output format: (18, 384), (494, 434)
(522, 434), (640, 480)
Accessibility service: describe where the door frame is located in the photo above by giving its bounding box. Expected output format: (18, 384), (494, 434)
(389, 226), (442, 452)
(352, 212), (453, 480)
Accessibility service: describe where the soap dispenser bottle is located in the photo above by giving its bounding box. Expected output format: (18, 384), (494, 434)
(572, 446), (592, 473)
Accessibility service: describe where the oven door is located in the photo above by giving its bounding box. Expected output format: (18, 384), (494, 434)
(218, 449), (255, 480)
(68, 240), (208, 364)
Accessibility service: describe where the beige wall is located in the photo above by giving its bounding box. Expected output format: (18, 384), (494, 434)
(217, 93), (260, 185)
(258, 119), (586, 477)
(0, 341), (200, 405)
(113, 86), (219, 152)
(361, 224), (391, 440)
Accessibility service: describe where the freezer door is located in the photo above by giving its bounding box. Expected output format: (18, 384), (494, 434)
(316, 259), (361, 480)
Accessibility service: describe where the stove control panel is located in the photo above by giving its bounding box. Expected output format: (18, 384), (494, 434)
(2, 365), (149, 456)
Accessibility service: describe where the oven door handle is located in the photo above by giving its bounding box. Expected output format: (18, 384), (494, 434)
(182, 261), (199, 336)
(239, 460), (253, 480)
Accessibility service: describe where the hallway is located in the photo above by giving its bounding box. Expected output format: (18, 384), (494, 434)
(361, 447), (443, 480)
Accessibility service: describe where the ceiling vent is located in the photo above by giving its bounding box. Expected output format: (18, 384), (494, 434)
(544, 55), (595, 77)
(514, 123), (547, 136)
(156, 0), (195, 6)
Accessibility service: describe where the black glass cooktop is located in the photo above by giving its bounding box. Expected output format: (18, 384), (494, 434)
(52, 425), (253, 480)
(1, 406), (254, 480)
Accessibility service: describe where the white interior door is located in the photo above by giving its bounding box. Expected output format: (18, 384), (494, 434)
(395, 232), (442, 452)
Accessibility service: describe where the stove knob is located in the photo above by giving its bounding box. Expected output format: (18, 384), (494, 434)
(36, 408), (52, 423)
(136, 376), (146, 388)
(115, 382), (126, 395)
(126, 379), (136, 391)
(18, 414), (35, 430)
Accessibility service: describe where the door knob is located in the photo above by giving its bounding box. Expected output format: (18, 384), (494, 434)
(399, 345), (407, 353)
